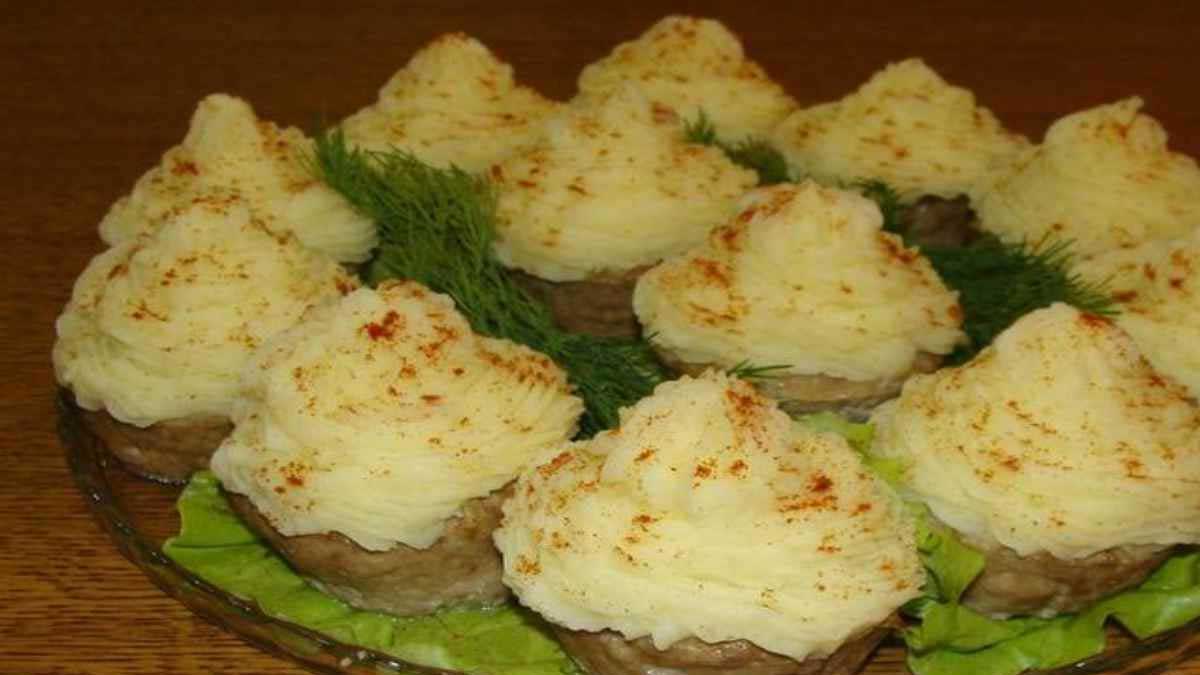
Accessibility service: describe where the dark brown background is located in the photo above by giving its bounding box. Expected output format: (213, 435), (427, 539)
(3, 1), (1199, 673)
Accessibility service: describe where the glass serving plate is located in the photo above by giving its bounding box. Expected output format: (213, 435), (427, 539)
(58, 391), (1200, 675)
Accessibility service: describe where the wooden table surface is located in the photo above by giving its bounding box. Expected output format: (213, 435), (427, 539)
(3, 2), (1200, 673)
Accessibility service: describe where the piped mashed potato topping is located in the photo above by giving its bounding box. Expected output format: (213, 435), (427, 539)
(973, 98), (1200, 257)
(577, 16), (796, 141)
(210, 281), (583, 552)
(99, 94), (376, 263)
(634, 182), (964, 382)
(495, 371), (922, 661)
(491, 84), (757, 282)
(1105, 228), (1200, 399)
(1074, 236), (1176, 300)
(340, 33), (560, 173)
(54, 200), (356, 427)
(870, 303), (1200, 560)
(770, 59), (1027, 201)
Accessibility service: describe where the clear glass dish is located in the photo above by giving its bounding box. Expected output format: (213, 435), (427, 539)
(58, 391), (1200, 675)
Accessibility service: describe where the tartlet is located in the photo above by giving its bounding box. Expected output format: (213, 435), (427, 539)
(1079, 226), (1200, 400)
(54, 199), (356, 482)
(973, 98), (1200, 259)
(633, 181), (964, 418)
(340, 33), (560, 173)
(491, 84), (757, 337)
(210, 280), (583, 615)
(99, 93), (376, 264)
(577, 15), (797, 142)
(495, 371), (923, 675)
(870, 303), (1200, 617)
(770, 59), (1028, 246)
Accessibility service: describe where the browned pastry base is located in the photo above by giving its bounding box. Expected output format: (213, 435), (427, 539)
(555, 621), (894, 675)
(659, 351), (942, 421)
(228, 487), (511, 616)
(961, 534), (1175, 618)
(511, 267), (650, 338)
(78, 405), (231, 484)
(899, 195), (979, 248)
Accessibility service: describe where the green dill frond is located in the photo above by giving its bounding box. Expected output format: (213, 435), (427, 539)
(682, 110), (791, 185)
(551, 333), (667, 431)
(727, 360), (791, 381)
(923, 234), (1117, 362)
(682, 109), (719, 145)
(850, 179), (1118, 360)
(854, 179), (906, 234)
(310, 130), (667, 435)
(721, 138), (791, 186)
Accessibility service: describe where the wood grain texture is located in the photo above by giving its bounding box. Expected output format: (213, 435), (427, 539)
(2, 1), (1199, 673)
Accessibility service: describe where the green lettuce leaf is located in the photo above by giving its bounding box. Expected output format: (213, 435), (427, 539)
(903, 508), (1200, 675)
(795, 412), (874, 453)
(796, 412), (908, 485)
(805, 414), (1200, 675)
(163, 472), (578, 675)
(909, 507), (986, 606)
(166, 433), (1200, 675)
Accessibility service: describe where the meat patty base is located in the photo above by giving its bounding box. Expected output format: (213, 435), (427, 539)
(555, 622), (893, 675)
(960, 532), (1174, 618)
(228, 488), (511, 616)
(899, 195), (979, 249)
(78, 405), (230, 484)
(511, 267), (648, 338)
(658, 351), (942, 421)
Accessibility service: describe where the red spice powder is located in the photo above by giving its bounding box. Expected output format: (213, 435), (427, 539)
(537, 452), (574, 478)
(172, 160), (200, 176)
(808, 472), (833, 493)
(1077, 312), (1111, 329)
(362, 310), (402, 340)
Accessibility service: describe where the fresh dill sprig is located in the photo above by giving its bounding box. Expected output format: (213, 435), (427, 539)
(683, 111), (791, 185)
(854, 179), (906, 234)
(924, 235), (1117, 362)
(682, 109), (719, 146)
(852, 181), (1116, 361)
(309, 130), (667, 435)
(726, 360), (791, 381)
(722, 139), (791, 186)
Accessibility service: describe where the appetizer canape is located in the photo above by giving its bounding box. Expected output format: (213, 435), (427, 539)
(577, 16), (796, 141)
(973, 98), (1200, 258)
(55, 199), (356, 481)
(495, 371), (923, 675)
(341, 33), (560, 173)
(491, 84), (756, 337)
(771, 59), (1027, 246)
(870, 303), (1200, 617)
(100, 94), (376, 263)
(1091, 227), (1200, 400)
(210, 280), (583, 615)
(634, 181), (964, 418)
